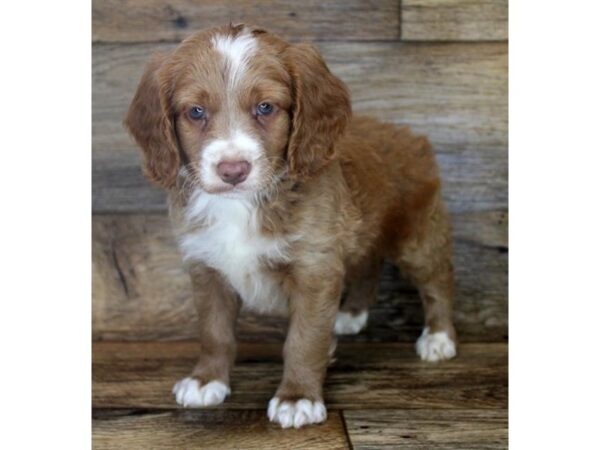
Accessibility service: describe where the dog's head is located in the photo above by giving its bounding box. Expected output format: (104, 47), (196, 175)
(125, 24), (351, 196)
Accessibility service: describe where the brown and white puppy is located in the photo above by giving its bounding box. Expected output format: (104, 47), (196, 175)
(125, 24), (457, 429)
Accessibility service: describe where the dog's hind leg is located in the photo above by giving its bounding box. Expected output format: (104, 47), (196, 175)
(392, 197), (457, 361)
(335, 258), (382, 335)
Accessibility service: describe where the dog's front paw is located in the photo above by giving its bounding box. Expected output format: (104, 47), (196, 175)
(172, 377), (230, 407)
(267, 397), (327, 428)
(415, 327), (457, 362)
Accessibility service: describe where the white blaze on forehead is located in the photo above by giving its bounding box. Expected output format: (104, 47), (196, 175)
(211, 32), (257, 89)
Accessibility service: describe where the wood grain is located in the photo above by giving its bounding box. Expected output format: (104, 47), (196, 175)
(93, 409), (349, 449)
(402, 0), (508, 41)
(92, 0), (399, 43)
(92, 341), (508, 409)
(92, 212), (507, 342)
(344, 409), (507, 449)
(92, 41), (507, 214)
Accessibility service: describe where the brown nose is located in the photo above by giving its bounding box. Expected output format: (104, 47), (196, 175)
(216, 160), (251, 185)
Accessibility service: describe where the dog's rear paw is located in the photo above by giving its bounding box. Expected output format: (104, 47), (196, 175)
(173, 377), (230, 407)
(415, 327), (457, 362)
(268, 397), (327, 428)
(334, 310), (368, 335)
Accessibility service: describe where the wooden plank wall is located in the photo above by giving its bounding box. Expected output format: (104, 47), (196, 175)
(92, 0), (508, 342)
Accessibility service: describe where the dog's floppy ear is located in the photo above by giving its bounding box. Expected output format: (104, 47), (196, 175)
(125, 53), (180, 189)
(283, 44), (351, 179)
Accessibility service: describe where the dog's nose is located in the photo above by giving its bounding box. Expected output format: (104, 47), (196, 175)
(216, 160), (251, 185)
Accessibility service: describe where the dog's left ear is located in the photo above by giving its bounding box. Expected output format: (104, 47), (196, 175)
(283, 43), (351, 179)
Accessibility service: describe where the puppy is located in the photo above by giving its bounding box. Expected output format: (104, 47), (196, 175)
(125, 24), (457, 429)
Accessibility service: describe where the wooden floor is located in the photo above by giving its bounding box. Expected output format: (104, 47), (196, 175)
(92, 341), (507, 449)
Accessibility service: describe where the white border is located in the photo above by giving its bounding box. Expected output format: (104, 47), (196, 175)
(511, 1), (600, 448)
(0, 1), (91, 448)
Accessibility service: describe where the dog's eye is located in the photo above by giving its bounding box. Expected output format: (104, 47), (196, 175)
(256, 102), (273, 116)
(188, 106), (206, 121)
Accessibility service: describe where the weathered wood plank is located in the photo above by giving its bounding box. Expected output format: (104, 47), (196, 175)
(92, 151), (507, 214)
(402, 0), (508, 41)
(92, 212), (507, 342)
(92, 342), (508, 409)
(92, 0), (399, 43)
(92, 41), (507, 213)
(93, 409), (349, 449)
(344, 409), (507, 449)
(92, 41), (507, 151)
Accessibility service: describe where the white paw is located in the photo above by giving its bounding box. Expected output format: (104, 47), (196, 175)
(415, 327), (457, 362)
(172, 377), (230, 407)
(334, 310), (368, 335)
(267, 397), (327, 429)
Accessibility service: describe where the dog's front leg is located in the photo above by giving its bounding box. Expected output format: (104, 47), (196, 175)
(172, 264), (239, 408)
(268, 268), (343, 428)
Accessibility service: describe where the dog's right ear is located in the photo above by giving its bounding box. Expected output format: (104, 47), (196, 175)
(124, 53), (180, 189)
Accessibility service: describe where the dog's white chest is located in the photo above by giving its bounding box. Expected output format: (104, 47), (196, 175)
(177, 193), (289, 314)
